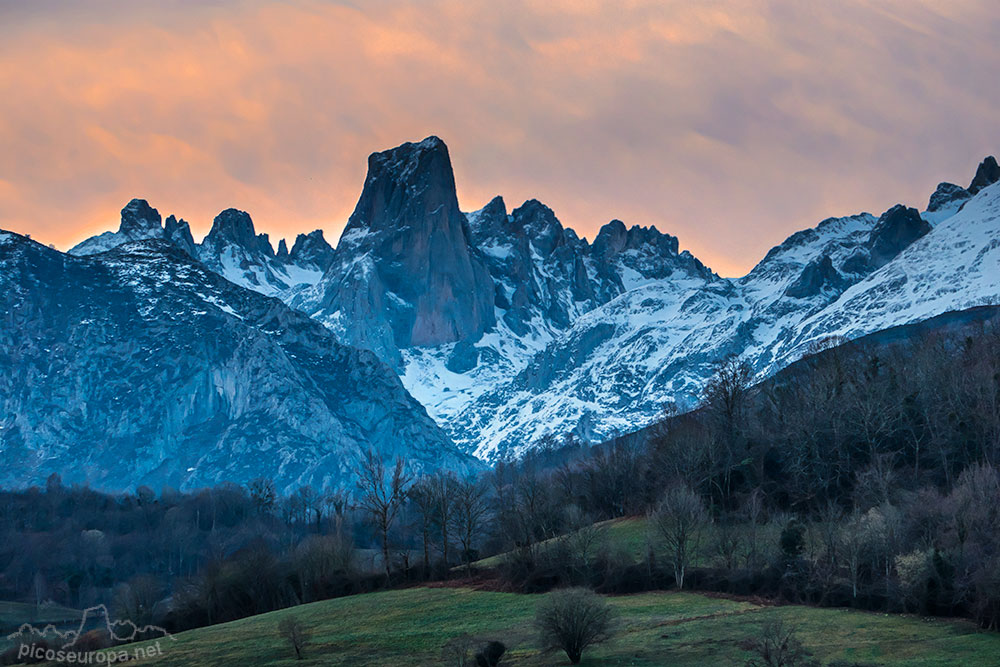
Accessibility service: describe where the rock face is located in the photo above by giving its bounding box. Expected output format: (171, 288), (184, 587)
(294, 137), (496, 364)
(0, 232), (478, 492)
(968, 155), (1000, 195)
(866, 205), (931, 269)
(927, 182), (971, 213)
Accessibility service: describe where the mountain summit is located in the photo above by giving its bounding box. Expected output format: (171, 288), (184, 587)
(294, 137), (496, 364)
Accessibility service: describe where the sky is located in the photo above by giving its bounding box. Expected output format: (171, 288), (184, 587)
(0, 0), (997, 276)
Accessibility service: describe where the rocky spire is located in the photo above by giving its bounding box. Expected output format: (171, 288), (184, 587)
(968, 155), (1000, 195)
(288, 230), (334, 269)
(202, 208), (274, 257)
(163, 215), (196, 256)
(303, 136), (495, 362)
(118, 199), (161, 236)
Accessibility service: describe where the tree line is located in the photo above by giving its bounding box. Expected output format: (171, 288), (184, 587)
(2, 316), (1000, 656)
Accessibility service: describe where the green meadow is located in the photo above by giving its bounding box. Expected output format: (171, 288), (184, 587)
(109, 587), (1000, 666)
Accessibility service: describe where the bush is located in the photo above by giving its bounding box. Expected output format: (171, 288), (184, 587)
(740, 618), (817, 667)
(535, 588), (613, 664)
(475, 640), (506, 667)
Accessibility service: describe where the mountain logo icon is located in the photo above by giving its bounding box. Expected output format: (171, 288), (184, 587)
(8, 604), (174, 649)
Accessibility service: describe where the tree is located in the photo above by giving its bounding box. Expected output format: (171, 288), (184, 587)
(355, 451), (412, 582)
(277, 615), (311, 660)
(535, 588), (613, 664)
(408, 478), (438, 575)
(649, 481), (708, 589)
(247, 478), (276, 515)
(112, 574), (163, 627)
(475, 640), (506, 667)
(452, 479), (491, 576)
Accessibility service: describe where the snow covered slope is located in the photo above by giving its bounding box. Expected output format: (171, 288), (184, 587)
(457, 175), (1000, 459)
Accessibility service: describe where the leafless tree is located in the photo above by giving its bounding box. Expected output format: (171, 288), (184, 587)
(452, 479), (491, 576)
(278, 615), (311, 660)
(355, 450), (412, 582)
(247, 477), (276, 515)
(649, 481), (708, 589)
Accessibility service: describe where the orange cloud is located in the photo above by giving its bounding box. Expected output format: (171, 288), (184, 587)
(0, 0), (997, 276)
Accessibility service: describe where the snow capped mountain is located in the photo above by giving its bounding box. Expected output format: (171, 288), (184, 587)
(197, 208), (334, 297)
(0, 232), (478, 492)
(47, 140), (1000, 466)
(69, 199), (197, 257)
(70, 200), (335, 298)
(455, 159), (1000, 459)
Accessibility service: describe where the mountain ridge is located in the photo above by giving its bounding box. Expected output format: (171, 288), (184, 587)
(32, 141), (1000, 462)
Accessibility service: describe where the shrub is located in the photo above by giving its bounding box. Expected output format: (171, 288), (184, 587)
(475, 640), (506, 667)
(535, 587), (613, 664)
(741, 618), (817, 667)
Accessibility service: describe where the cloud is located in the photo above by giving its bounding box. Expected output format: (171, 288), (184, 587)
(0, 0), (997, 275)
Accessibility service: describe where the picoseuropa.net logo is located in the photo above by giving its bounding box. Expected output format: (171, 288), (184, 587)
(8, 604), (175, 664)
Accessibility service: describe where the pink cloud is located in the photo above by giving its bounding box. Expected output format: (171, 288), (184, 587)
(0, 0), (997, 275)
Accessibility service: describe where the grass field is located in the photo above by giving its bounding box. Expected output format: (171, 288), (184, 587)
(472, 515), (790, 570)
(105, 587), (1000, 666)
(0, 601), (81, 630)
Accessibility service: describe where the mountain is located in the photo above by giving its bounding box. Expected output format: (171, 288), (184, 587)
(197, 208), (334, 297)
(454, 160), (1000, 459)
(69, 199), (197, 257)
(0, 231), (478, 492)
(291, 136), (496, 367)
(70, 201), (335, 298)
(53, 142), (1000, 464)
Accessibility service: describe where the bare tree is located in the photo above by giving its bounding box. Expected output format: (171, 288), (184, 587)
(649, 481), (708, 589)
(355, 451), (412, 582)
(409, 478), (437, 575)
(452, 479), (491, 576)
(535, 588), (613, 664)
(277, 615), (311, 660)
(433, 473), (459, 567)
(247, 477), (276, 515)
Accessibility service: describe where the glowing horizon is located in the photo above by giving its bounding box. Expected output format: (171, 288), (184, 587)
(1, 0), (997, 276)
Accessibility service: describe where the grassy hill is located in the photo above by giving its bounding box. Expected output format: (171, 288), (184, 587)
(102, 587), (998, 666)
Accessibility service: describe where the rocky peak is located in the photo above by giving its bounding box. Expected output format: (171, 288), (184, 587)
(345, 135), (457, 238)
(276, 238), (289, 260)
(163, 215), (196, 256)
(784, 254), (845, 299)
(927, 182), (971, 213)
(203, 208), (274, 257)
(592, 220), (680, 259)
(868, 204), (930, 269)
(288, 230), (334, 268)
(467, 195), (510, 243)
(303, 136), (495, 360)
(118, 199), (161, 237)
(968, 156), (1000, 195)
(510, 199), (568, 257)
